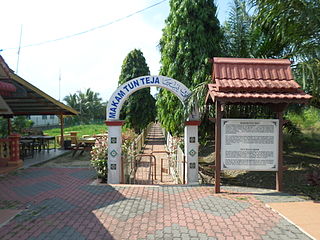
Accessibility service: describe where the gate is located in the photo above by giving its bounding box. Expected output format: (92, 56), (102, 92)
(106, 75), (200, 184)
(125, 154), (156, 185)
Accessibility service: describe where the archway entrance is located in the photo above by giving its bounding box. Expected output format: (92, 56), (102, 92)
(105, 75), (199, 184)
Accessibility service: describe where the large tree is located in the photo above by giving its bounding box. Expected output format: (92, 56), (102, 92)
(119, 49), (156, 133)
(157, 0), (222, 135)
(223, 0), (256, 58)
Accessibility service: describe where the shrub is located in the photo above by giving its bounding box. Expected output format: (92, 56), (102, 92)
(122, 129), (137, 160)
(90, 136), (108, 181)
(306, 171), (320, 186)
(286, 107), (320, 131)
(90, 129), (138, 183)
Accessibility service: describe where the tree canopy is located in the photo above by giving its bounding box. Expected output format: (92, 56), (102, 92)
(157, 0), (222, 135)
(223, 0), (255, 58)
(119, 49), (156, 133)
(64, 88), (106, 124)
(251, 0), (320, 107)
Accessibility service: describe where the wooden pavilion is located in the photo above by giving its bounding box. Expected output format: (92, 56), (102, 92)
(206, 57), (312, 193)
(0, 55), (78, 170)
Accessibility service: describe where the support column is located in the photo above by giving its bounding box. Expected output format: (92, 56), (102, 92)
(214, 101), (222, 193)
(8, 134), (23, 167)
(7, 117), (12, 136)
(105, 121), (125, 184)
(184, 120), (201, 184)
(276, 112), (284, 191)
(59, 114), (64, 147)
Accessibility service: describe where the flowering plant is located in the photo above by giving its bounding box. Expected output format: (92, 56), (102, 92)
(90, 136), (108, 181)
(122, 129), (137, 158)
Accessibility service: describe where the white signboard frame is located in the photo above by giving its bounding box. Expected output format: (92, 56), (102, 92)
(221, 119), (279, 171)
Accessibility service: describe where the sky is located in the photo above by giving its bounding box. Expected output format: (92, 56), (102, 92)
(0, 0), (232, 103)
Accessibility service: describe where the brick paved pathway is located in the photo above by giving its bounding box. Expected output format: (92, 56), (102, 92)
(0, 167), (312, 240)
(134, 123), (174, 185)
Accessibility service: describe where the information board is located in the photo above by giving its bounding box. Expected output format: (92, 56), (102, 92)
(221, 119), (279, 171)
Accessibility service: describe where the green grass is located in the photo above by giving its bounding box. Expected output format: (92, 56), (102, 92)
(43, 124), (107, 138)
(286, 107), (320, 131)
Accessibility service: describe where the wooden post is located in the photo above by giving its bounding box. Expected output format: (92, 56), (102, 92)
(60, 114), (64, 147)
(183, 155), (186, 184)
(154, 156), (157, 180)
(7, 117), (12, 136)
(161, 158), (163, 182)
(215, 101), (222, 193)
(276, 111), (284, 191)
(150, 156), (154, 184)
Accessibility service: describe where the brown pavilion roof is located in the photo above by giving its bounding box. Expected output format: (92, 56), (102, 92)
(206, 57), (312, 104)
(0, 55), (78, 116)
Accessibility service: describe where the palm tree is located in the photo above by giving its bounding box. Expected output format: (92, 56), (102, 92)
(64, 93), (79, 110)
(63, 89), (105, 124)
(250, 0), (320, 105)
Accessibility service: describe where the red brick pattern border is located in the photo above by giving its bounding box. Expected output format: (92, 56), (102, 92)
(0, 168), (311, 240)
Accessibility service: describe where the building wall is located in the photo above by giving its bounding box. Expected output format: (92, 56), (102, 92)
(29, 115), (59, 127)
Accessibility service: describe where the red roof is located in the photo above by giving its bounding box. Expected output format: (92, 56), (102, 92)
(207, 84), (311, 104)
(207, 57), (312, 104)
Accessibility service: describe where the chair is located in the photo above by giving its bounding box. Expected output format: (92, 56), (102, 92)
(72, 138), (85, 157)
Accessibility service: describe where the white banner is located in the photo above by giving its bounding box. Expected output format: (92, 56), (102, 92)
(221, 119), (279, 171)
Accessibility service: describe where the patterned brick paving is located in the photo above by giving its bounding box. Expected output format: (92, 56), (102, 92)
(0, 167), (312, 240)
(184, 195), (251, 218)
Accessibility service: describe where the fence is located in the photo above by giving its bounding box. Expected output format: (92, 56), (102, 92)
(121, 123), (186, 184)
(165, 131), (186, 184)
(134, 123), (152, 154)
(122, 123), (153, 183)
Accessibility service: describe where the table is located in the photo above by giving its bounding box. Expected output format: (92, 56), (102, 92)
(21, 136), (56, 152)
(72, 138), (96, 156)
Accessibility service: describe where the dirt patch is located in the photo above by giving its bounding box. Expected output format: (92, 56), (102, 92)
(37, 151), (91, 168)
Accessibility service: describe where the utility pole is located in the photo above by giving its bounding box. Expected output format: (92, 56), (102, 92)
(59, 69), (61, 101)
(16, 25), (23, 73)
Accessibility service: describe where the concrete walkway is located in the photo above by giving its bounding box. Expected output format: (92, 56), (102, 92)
(268, 201), (320, 240)
(0, 167), (314, 240)
(0, 149), (69, 175)
(22, 149), (69, 168)
(134, 123), (174, 185)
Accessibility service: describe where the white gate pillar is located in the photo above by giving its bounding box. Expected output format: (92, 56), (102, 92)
(184, 120), (201, 184)
(105, 121), (124, 184)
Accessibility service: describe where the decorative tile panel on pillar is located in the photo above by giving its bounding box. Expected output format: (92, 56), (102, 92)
(8, 134), (23, 167)
(184, 121), (201, 184)
(105, 121), (124, 184)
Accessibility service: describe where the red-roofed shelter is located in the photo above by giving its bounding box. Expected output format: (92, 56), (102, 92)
(206, 57), (312, 193)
